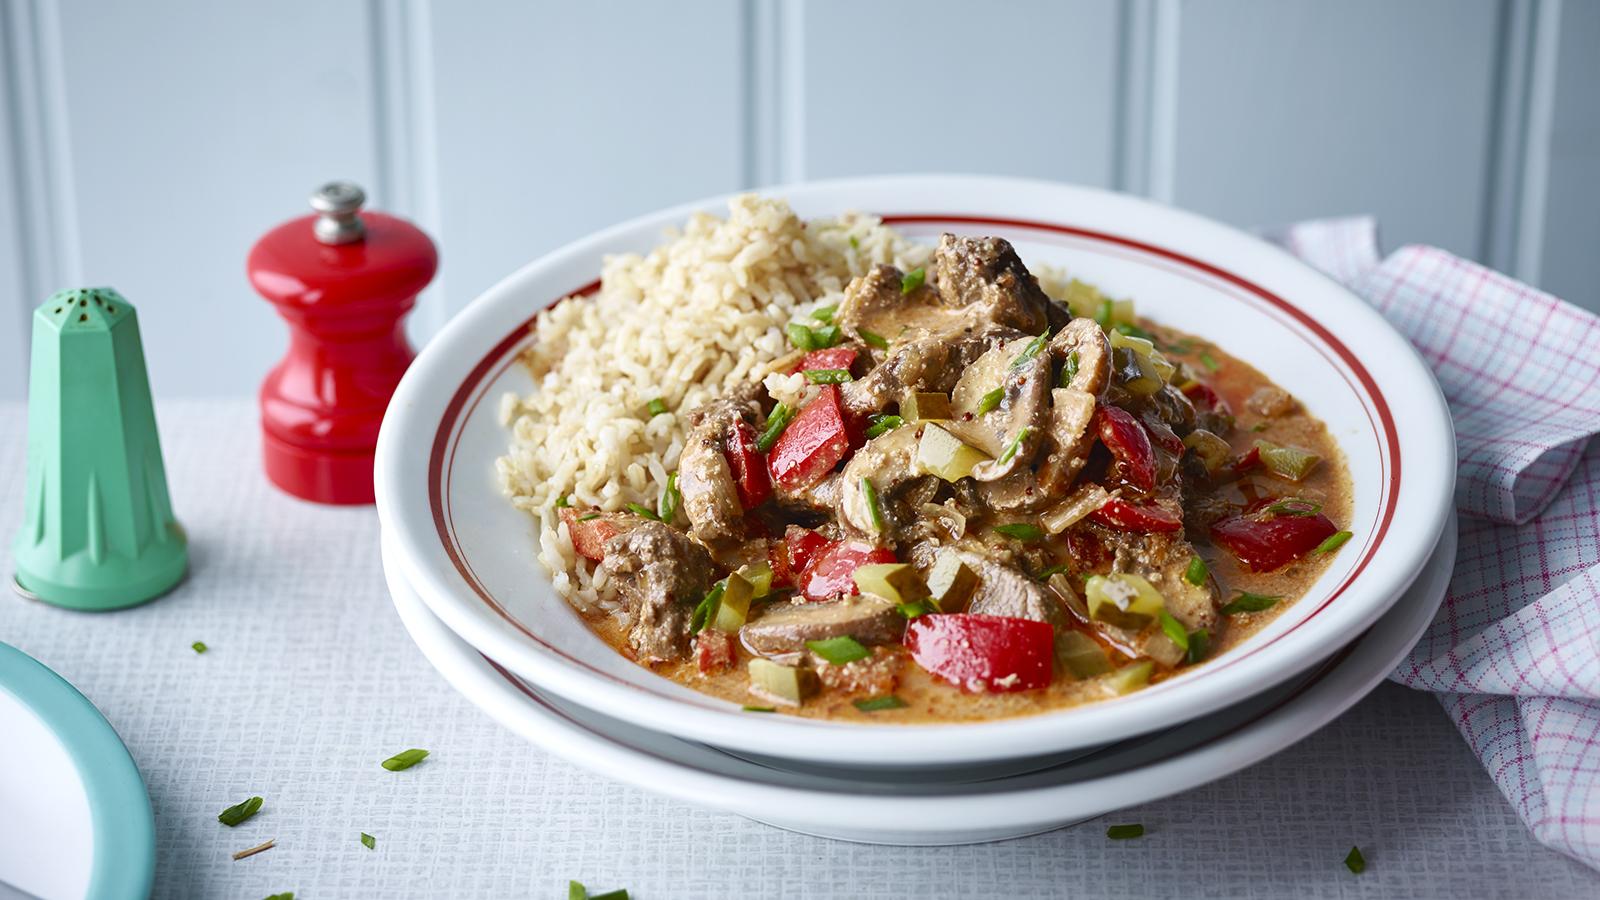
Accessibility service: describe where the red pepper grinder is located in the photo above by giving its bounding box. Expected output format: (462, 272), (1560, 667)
(248, 181), (438, 504)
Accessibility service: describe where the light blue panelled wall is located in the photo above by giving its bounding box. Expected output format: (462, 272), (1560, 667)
(1, 0), (1595, 400)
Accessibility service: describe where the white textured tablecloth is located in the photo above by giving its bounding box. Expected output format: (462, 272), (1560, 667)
(1, 400), (1596, 900)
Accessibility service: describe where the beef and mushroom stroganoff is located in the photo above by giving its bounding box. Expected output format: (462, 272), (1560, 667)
(497, 197), (1352, 721)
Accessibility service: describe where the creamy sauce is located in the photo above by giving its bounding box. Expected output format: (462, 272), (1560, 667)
(580, 321), (1353, 723)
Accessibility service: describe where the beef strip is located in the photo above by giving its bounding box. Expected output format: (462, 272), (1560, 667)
(1088, 523), (1219, 631)
(599, 521), (716, 663)
(933, 234), (1062, 334)
(678, 398), (758, 548)
(839, 328), (1007, 418)
(955, 549), (1072, 633)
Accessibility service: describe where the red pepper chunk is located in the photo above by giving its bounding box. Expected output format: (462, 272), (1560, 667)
(1211, 509), (1338, 572)
(1088, 497), (1183, 533)
(906, 614), (1055, 693)
(784, 525), (833, 575)
(724, 420), (771, 509)
(559, 508), (623, 561)
(1096, 405), (1157, 492)
(791, 347), (858, 375)
(1181, 381), (1220, 411)
(799, 540), (895, 602)
(768, 384), (852, 490)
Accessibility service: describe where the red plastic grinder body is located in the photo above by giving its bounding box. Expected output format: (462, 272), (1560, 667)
(247, 182), (438, 504)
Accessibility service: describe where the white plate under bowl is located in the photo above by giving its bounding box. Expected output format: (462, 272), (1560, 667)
(385, 513), (1455, 845)
(375, 174), (1456, 767)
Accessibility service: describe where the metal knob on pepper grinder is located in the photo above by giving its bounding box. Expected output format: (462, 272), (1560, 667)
(248, 181), (438, 504)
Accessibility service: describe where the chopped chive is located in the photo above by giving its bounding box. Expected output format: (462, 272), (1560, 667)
(658, 473), (680, 523)
(1184, 556), (1208, 586)
(741, 705), (777, 713)
(1060, 350), (1080, 388)
(645, 397), (668, 418)
(812, 324), (842, 348)
(1010, 330), (1049, 369)
(569, 882), (586, 900)
(1345, 845), (1366, 874)
(1032, 563), (1070, 581)
(1186, 629), (1211, 664)
(192, 641), (208, 654)
(806, 635), (871, 665)
(381, 748), (429, 771)
(997, 426), (1031, 464)
(859, 328), (889, 350)
(1314, 530), (1354, 555)
(861, 477), (885, 532)
(901, 266), (926, 294)
(1221, 592), (1281, 615)
(624, 502), (660, 520)
(264, 893), (294, 900)
(555, 495), (571, 508)
(360, 832), (375, 850)
(976, 387), (1004, 415)
(865, 414), (903, 439)
(1199, 351), (1220, 372)
(1106, 823), (1145, 840)
(804, 367), (853, 384)
(848, 235), (859, 249)
(853, 695), (908, 712)
(897, 601), (931, 618)
(1095, 298), (1114, 328)
(811, 304), (838, 324)
(590, 891), (630, 900)
(1265, 498), (1322, 517)
(689, 582), (725, 635)
(786, 322), (819, 351)
(577, 513), (601, 522)
(994, 522), (1045, 542)
(1113, 322), (1156, 341)
(217, 796), (263, 827)
(756, 403), (795, 452)
(1158, 610), (1189, 652)
(1251, 422), (1270, 432)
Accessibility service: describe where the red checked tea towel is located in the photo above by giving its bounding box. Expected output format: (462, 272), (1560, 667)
(1271, 217), (1600, 869)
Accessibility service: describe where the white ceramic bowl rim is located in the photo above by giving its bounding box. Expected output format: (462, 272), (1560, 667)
(376, 174), (1455, 764)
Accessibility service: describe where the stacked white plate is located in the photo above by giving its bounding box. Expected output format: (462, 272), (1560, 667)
(374, 176), (1459, 844)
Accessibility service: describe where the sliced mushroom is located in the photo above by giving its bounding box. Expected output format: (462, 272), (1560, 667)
(947, 335), (1051, 482)
(740, 594), (905, 657)
(955, 549), (1071, 633)
(1048, 317), (1112, 397)
(678, 399), (755, 548)
(839, 330), (1003, 418)
(838, 426), (922, 537)
(975, 386), (1098, 511)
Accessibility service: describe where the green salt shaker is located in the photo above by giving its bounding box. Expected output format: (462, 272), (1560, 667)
(12, 288), (187, 610)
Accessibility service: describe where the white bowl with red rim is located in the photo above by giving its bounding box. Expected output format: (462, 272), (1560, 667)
(374, 174), (1455, 766)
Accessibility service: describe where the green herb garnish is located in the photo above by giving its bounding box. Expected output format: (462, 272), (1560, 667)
(859, 328), (889, 350)
(1106, 823), (1145, 840)
(624, 502), (660, 520)
(1184, 556), (1208, 586)
(812, 324), (842, 347)
(848, 235), (859, 249)
(381, 748), (429, 771)
(1158, 610), (1189, 652)
(569, 882), (630, 900)
(1032, 563), (1070, 581)
(645, 397), (668, 418)
(1010, 330), (1049, 369)
(1221, 592), (1281, 615)
(577, 513), (600, 522)
(689, 582), (726, 635)
(804, 368), (853, 384)
(360, 832), (375, 849)
(994, 522), (1045, 542)
(811, 304), (838, 324)
(861, 478), (885, 532)
(264, 894), (294, 900)
(1113, 322), (1155, 341)
(1314, 530), (1353, 555)
(590, 891), (630, 900)
(901, 267), (926, 294)
(1095, 298), (1114, 328)
(1199, 351), (1220, 372)
(787, 322), (819, 350)
(1265, 498), (1321, 517)
(192, 641), (208, 654)
(555, 495), (571, 508)
(1186, 629), (1210, 664)
(853, 695), (908, 712)
(756, 402), (794, 452)
(976, 387), (1004, 415)
(1344, 845), (1366, 874)
(1060, 350), (1080, 388)
(1251, 422), (1270, 432)
(997, 426), (1031, 464)
(897, 601), (931, 618)
(658, 472), (680, 523)
(865, 414), (903, 439)
(806, 635), (871, 665)
(218, 796), (263, 827)
(741, 705), (776, 713)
